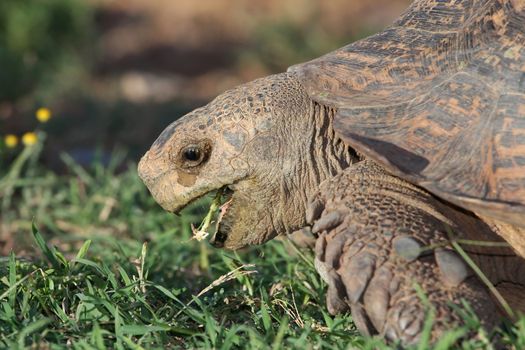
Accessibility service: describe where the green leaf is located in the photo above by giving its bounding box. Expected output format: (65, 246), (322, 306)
(0, 270), (35, 302)
(260, 300), (272, 332)
(31, 222), (60, 269)
(91, 322), (107, 350)
(120, 324), (169, 335)
(54, 249), (70, 270)
(271, 316), (289, 350)
(433, 328), (467, 350)
(75, 240), (92, 260)
(117, 266), (132, 287)
(414, 283), (435, 350)
(8, 252), (16, 308)
(120, 336), (146, 350)
(16, 318), (52, 348)
(114, 306), (124, 350)
(61, 153), (93, 185)
(72, 258), (104, 275)
(451, 237), (515, 319)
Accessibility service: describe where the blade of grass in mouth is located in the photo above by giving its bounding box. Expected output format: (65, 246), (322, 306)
(191, 187), (228, 241)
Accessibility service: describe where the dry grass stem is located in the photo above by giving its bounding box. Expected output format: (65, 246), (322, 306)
(173, 264), (257, 318)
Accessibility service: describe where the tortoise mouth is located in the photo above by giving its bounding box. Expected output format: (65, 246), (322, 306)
(209, 187), (234, 247)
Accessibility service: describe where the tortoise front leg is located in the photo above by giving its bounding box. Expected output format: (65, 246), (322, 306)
(307, 161), (502, 345)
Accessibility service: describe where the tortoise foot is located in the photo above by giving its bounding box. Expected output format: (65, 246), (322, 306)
(308, 162), (503, 345)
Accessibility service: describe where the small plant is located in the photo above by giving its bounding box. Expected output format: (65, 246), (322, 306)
(0, 107), (52, 213)
(191, 187), (232, 242)
(2, 107), (51, 150)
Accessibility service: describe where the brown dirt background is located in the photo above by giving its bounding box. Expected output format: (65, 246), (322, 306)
(3, 0), (411, 164)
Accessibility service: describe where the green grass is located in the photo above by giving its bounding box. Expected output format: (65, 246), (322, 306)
(1, 145), (525, 349)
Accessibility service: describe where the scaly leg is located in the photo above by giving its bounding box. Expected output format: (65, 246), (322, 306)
(307, 160), (522, 344)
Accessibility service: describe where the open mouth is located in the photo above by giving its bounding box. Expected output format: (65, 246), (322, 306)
(189, 185), (235, 247)
(210, 186), (234, 247)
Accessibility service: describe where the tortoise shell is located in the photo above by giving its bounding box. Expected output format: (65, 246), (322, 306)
(290, 0), (525, 228)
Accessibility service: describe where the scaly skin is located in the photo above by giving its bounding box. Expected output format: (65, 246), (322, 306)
(309, 160), (525, 344)
(138, 73), (525, 345)
(138, 73), (355, 249)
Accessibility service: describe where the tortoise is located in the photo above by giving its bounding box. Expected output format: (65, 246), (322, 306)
(138, 0), (525, 344)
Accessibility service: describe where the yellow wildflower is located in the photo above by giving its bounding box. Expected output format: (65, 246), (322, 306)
(36, 107), (52, 123)
(22, 132), (38, 146)
(4, 134), (18, 148)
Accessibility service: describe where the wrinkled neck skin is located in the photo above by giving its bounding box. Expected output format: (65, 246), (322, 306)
(227, 97), (356, 248)
(278, 102), (356, 231)
(138, 72), (359, 250)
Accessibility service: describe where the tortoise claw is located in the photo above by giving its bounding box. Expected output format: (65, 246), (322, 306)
(312, 211), (344, 234)
(435, 249), (471, 287)
(306, 198), (325, 224)
(363, 266), (392, 332)
(340, 251), (376, 304)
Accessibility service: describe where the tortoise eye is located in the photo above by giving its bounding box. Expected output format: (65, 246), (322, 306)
(175, 140), (212, 168)
(183, 146), (201, 162)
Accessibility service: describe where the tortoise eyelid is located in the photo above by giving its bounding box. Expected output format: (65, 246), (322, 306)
(174, 140), (212, 169)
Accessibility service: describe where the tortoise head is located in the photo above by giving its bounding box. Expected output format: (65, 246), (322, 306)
(138, 73), (353, 249)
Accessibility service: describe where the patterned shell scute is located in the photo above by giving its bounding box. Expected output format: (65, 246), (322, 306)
(289, 0), (525, 227)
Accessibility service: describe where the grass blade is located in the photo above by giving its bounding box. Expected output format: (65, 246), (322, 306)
(32, 222), (61, 269)
(76, 240), (92, 260)
(8, 252), (16, 308)
(451, 239), (515, 319)
(17, 318), (52, 348)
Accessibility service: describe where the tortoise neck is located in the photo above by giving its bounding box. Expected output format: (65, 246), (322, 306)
(276, 101), (360, 233)
(307, 102), (359, 183)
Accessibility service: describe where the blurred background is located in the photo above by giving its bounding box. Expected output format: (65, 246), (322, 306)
(0, 0), (412, 256)
(0, 0), (410, 167)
